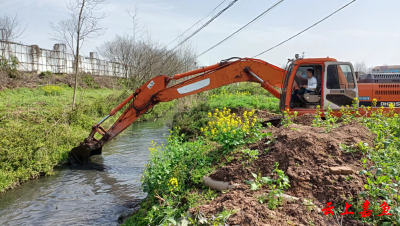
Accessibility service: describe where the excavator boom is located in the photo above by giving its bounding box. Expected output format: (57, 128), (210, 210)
(69, 58), (286, 164)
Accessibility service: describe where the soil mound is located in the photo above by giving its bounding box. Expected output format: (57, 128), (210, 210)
(294, 113), (316, 126)
(200, 122), (375, 225)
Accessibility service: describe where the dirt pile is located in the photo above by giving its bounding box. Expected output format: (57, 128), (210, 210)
(193, 122), (375, 225)
(294, 113), (316, 126)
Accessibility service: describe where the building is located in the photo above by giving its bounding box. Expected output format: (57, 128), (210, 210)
(372, 65), (400, 73)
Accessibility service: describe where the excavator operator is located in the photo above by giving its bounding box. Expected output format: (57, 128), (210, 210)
(291, 69), (317, 105)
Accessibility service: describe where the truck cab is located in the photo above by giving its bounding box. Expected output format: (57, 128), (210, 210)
(281, 58), (358, 112)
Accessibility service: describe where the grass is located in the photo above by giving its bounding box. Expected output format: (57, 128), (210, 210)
(0, 85), (175, 192)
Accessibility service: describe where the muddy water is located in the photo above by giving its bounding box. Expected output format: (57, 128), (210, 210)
(0, 119), (170, 226)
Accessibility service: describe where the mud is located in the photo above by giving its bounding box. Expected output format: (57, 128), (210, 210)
(197, 121), (375, 225)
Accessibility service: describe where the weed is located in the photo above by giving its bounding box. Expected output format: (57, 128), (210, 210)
(249, 163), (290, 210)
(82, 74), (99, 89)
(245, 172), (274, 191)
(241, 148), (259, 164)
(0, 56), (18, 77)
(214, 207), (238, 224)
(312, 105), (323, 127)
(303, 199), (316, 212)
(345, 175), (353, 181)
(323, 103), (339, 133)
(339, 143), (357, 153)
(281, 108), (298, 127)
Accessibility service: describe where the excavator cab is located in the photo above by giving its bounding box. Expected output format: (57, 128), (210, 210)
(282, 58), (358, 111)
(289, 65), (323, 109)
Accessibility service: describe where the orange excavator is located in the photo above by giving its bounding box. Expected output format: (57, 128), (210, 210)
(69, 55), (400, 164)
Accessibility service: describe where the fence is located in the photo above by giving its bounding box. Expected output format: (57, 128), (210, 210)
(0, 41), (126, 77)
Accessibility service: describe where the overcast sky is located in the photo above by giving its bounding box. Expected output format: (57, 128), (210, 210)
(1, 0), (399, 68)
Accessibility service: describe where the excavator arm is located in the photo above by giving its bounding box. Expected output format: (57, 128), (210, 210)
(69, 58), (286, 164)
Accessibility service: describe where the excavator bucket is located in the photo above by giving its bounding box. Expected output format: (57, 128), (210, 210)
(68, 143), (102, 165)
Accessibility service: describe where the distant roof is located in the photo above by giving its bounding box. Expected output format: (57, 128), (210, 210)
(373, 65), (400, 70)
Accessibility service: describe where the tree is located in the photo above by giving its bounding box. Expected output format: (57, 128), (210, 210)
(97, 9), (197, 88)
(353, 61), (368, 75)
(0, 13), (26, 42)
(0, 13), (27, 56)
(50, 0), (107, 108)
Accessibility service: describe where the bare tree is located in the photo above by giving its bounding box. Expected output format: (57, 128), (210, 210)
(0, 13), (27, 57)
(0, 13), (26, 41)
(125, 6), (144, 41)
(97, 8), (197, 89)
(50, 0), (107, 108)
(353, 61), (368, 74)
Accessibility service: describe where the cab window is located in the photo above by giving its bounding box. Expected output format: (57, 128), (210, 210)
(327, 64), (355, 89)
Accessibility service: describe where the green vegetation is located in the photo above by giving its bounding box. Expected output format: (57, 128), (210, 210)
(0, 85), (175, 192)
(173, 83), (279, 139)
(0, 56), (19, 78)
(252, 163), (291, 210)
(241, 148), (259, 164)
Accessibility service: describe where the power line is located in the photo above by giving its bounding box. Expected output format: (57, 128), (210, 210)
(140, 1), (238, 79)
(197, 0), (285, 58)
(166, 0), (228, 47)
(253, 0), (357, 57)
(166, 0), (238, 57)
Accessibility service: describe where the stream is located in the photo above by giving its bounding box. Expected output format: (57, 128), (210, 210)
(0, 119), (170, 226)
